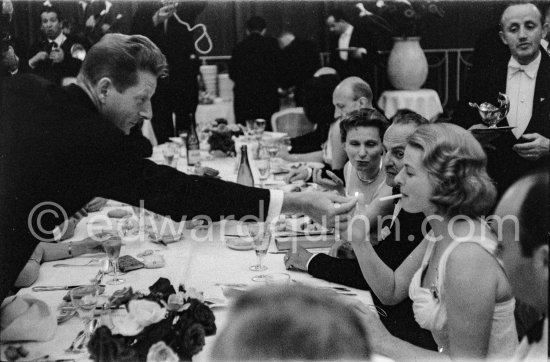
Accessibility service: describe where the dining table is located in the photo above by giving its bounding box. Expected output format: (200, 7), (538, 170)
(0, 136), (374, 362)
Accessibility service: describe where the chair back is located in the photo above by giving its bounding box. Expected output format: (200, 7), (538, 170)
(270, 107), (315, 138)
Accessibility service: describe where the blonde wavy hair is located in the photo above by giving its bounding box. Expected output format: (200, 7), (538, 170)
(407, 123), (496, 218)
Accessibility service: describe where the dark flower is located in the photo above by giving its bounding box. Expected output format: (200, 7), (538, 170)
(149, 277), (176, 302)
(180, 323), (206, 359)
(88, 326), (138, 362)
(188, 299), (217, 336)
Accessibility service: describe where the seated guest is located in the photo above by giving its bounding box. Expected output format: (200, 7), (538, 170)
(453, 2), (549, 197)
(494, 169), (549, 361)
(289, 73), (340, 154)
(0, 33), (354, 300)
(14, 238), (104, 288)
(211, 285), (371, 360)
(283, 76), (373, 182)
(347, 123), (518, 360)
(27, 5), (82, 85)
(285, 110), (436, 350)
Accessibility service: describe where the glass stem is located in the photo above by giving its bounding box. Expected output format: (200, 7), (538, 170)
(111, 258), (119, 280)
(257, 255), (264, 269)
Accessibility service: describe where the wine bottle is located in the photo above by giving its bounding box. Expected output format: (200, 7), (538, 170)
(236, 145), (255, 187)
(186, 113), (201, 167)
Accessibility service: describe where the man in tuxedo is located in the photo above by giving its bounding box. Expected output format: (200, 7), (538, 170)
(277, 31), (320, 106)
(230, 16), (281, 127)
(0, 33), (355, 301)
(454, 2), (549, 197)
(27, 5), (82, 85)
(325, 9), (379, 86)
(285, 110), (437, 350)
(495, 170), (548, 361)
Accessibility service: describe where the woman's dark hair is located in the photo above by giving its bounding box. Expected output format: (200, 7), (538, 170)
(339, 108), (389, 143)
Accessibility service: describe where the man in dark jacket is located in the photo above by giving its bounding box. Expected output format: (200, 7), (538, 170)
(230, 16), (281, 127)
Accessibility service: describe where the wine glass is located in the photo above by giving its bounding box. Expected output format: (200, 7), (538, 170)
(70, 285), (100, 346)
(254, 119), (266, 138)
(163, 146), (175, 167)
(101, 237), (124, 285)
(246, 222), (271, 281)
(256, 157), (270, 188)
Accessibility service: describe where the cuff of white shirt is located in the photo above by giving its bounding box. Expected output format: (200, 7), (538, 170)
(52, 225), (62, 242)
(305, 253), (317, 270)
(267, 190), (284, 222)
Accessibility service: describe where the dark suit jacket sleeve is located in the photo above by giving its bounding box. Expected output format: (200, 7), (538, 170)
(308, 253), (370, 290)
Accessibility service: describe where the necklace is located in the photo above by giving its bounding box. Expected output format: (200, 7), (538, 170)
(356, 159), (382, 184)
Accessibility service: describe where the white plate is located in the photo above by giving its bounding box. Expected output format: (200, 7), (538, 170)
(225, 236), (254, 251)
(306, 162), (325, 169)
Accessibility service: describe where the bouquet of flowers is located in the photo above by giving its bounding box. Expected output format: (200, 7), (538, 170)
(205, 118), (245, 157)
(356, 0), (444, 38)
(88, 278), (216, 362)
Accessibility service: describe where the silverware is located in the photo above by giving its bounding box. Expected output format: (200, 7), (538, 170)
(57, 310), (76, 324)
(32, 284), (106, 292)
(65, 330), (85, 353)
(268, 251), (287, 254)
(53, 259), (100, 267)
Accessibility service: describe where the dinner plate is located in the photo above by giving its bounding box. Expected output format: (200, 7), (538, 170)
(470, 126), (515, 134)
(225, 236), (254, 251)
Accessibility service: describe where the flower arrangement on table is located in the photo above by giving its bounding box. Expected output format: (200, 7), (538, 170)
(356, 0), (444, 38)
(88, 278), (216, 362)
(205, 118), (245, 157)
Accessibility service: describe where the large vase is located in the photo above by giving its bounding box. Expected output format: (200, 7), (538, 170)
(387, 37), (428, 90)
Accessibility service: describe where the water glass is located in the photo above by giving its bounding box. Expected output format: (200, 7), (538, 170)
(246, 223), (271, 281)
(163, 146), (175, 167)
(102, 237), (124, 285)
(256, 157), (270, 188)
(70, 285), (100, 342)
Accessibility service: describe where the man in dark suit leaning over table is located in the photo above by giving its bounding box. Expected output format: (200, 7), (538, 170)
(453, 2), (549, 197)
(0, 33), (356, 301)
(285, 110), (437, 351)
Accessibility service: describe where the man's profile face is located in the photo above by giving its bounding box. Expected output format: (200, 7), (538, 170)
(41, 11), (62, 40)
(545, 7), (550, 41)
(332, 85), (361, 121)
(499, 4), (547, 65)
(382, 123), (417, 187)
(101, 70), (157, 135)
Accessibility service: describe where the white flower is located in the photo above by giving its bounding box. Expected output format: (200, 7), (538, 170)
(113, 300), (166, 336)
(146, 341), (179, 362)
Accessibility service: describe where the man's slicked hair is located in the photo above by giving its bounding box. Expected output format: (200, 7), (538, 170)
(390, 109), (430, 127)
(79, 33), (168, 92)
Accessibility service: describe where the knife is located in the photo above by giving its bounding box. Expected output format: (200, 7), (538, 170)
(32, 285), (106, 292)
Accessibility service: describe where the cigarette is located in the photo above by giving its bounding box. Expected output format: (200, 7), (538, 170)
(379, 194), (403, 201)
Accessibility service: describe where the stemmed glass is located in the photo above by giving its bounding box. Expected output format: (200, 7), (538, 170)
(246, 222), (271, 282)
(256, 157), (270, 188)
(70, 285), (100, 347)
(163, 146), (175, 167)
(101, 237), (124, 285)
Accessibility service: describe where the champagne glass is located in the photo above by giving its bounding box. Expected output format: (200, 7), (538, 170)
(70, 285), (100, 346)
(256, 157), (270, 188)
(254, 119), (266, 138)
(246, 222), (271, 281)
(101, 237), (124, 285)
(163, 146), (175, 167)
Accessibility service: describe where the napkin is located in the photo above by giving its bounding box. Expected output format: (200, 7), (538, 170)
(0, 294), (56, 342)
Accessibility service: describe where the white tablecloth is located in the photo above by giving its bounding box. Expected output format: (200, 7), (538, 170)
(377, 89), (443, 121)
(1, 149), (373, 361)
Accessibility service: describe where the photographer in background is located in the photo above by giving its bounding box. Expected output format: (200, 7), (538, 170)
(1, 33), (18, 76)
(27, 5), (81, 85)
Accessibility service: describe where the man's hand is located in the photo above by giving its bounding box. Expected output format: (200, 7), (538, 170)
(349, 47), (367, 59)
(154, 4), (176, 25)
(281, 191), (356, 229)
(49, 47), (64, 64)
(284, 246), (313, 271)
(312, 169), (345, 194)
(85, 15), (96, 28)
(58, 208), (88, 241)
(85, 197), (108, 212)
(284, 167), (309, 183)
(513, 133), (550, 161)
(29, 51), (48, 68)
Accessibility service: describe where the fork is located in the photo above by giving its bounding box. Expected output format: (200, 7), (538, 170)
(65, 330), (85, 353)
(53, 259), (100, 267)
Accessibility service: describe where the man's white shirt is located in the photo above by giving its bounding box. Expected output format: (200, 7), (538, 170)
(338, 25), (353, 61)
(505, 51), (541, 138)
